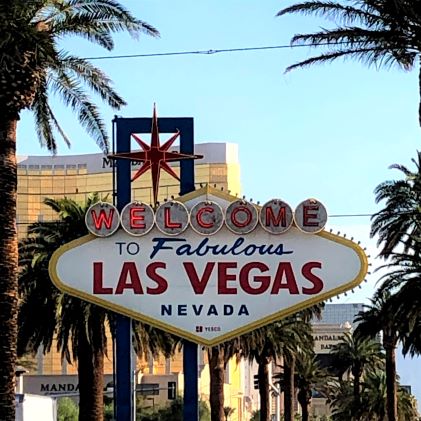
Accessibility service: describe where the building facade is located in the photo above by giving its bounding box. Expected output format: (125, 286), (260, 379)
(17, 142), (241, 237)
(310, 303), (364, 418)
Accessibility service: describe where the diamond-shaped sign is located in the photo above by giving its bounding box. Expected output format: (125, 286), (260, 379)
(49, 190), (367, 346)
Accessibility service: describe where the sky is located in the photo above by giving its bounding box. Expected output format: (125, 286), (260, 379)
(16, 0), (421, 403)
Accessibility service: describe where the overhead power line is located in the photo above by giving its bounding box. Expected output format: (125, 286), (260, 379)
(83, 42), (350, 61)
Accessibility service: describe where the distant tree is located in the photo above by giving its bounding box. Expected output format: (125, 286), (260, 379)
(136, 397), (210, 421)
(329, 369), (419, 420)
(282, 305), (323, 421)
(250, 410), (260, 421)
(296, 353), (331, 421)
(329, 332), (384, 412)
(57, 397), (79, 421)
(240, 315), (314, 421)
(223, 406), (235, 420)
(355, 290), (406, 421)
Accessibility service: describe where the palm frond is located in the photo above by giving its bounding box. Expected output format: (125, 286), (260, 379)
(50, 70), (109, 152)
(277, 1), (381, 27)
(42, 0), (159, 40)
(285, 45), (393, 73)
(31, 75), (58, 152)
(59, 53), (125, 108)
(52, 17), (116, 50)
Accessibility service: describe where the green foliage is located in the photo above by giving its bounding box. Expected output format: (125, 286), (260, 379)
(250, 410), (260, 421)
(57, 397), (79, 421)
(223, 406), (235, 420)
(371, 152), (421, 258)
(329, 332), (384, 380)
(135, 398), (210, 421)
(104, 402), (114, 421)
(328, 370), (419, 421)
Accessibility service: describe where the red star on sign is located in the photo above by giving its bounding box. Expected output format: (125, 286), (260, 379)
(108, 105), (203, 205)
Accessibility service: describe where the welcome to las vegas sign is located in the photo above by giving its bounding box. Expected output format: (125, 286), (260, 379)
(49, 187), (368, 346)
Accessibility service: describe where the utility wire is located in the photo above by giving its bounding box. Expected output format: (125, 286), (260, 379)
(83, 42), (351, 61)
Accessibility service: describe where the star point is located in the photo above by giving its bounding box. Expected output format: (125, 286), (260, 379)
(108, 106), (203, 205)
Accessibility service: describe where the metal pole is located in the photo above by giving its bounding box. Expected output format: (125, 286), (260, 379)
(114, 117), (134, 421)
(178, 118), (199, 421)
(112, 115), (198, 421)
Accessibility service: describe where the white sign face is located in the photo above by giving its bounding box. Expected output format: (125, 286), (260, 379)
(50, 204), (367, 346)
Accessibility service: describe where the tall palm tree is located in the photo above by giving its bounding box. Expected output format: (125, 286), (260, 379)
(329, 331), (384, 413)
(18, 196), (177, 421)
(328, 379), (356, 421)
(295, 352), (331, 421)
(276, 0), (421, 126)
(0, 2), (158, 419)
(207, 345), (229, 421)
(282, 305), (323, 421)
(371, 152), (421, 258)
(240, 316), (314, 421)
(18, 195), (110, 421)
(355, 290), (404, 421)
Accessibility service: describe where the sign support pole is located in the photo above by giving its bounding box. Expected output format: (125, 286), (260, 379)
(178, 120), (199, 421)
(114, 117), (134, 421)
(113, 116), (198, 421)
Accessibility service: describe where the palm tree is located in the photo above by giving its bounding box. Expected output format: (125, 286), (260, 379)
(276, 0), (421, 127)
(223, 406), (235, 421)
(0, 2), (158, 418)
(329, 331), (384, 413)
(207, 345), (229, 421)
(371, 152), (421, 258)
(396, 385), (419, 421)
(355, 290), (404, 421)
(295, 352), (331, 421)
(378, 251), (421, 357)
(282, 305), (323, 421)
(18, 196), (177, 421)
(240, 316), (314, 421)
(328, 379), (356, 421)
(18, 195), (110, 420)
(328, 369), (419, 421)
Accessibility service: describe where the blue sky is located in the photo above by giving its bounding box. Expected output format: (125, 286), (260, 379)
(17, 0), (421, 402)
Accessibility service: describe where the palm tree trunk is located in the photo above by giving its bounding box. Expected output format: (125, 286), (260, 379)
(257, 358), (270, 421)
(283, 354), (296, 421)
(0, 118), (18, 421)
(384, 334), (397, 421)
(352, 364), (361, 412)
(208, 347), (225, 421)
(297, 389), (309, 421)
(78, 328), (104, 421)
